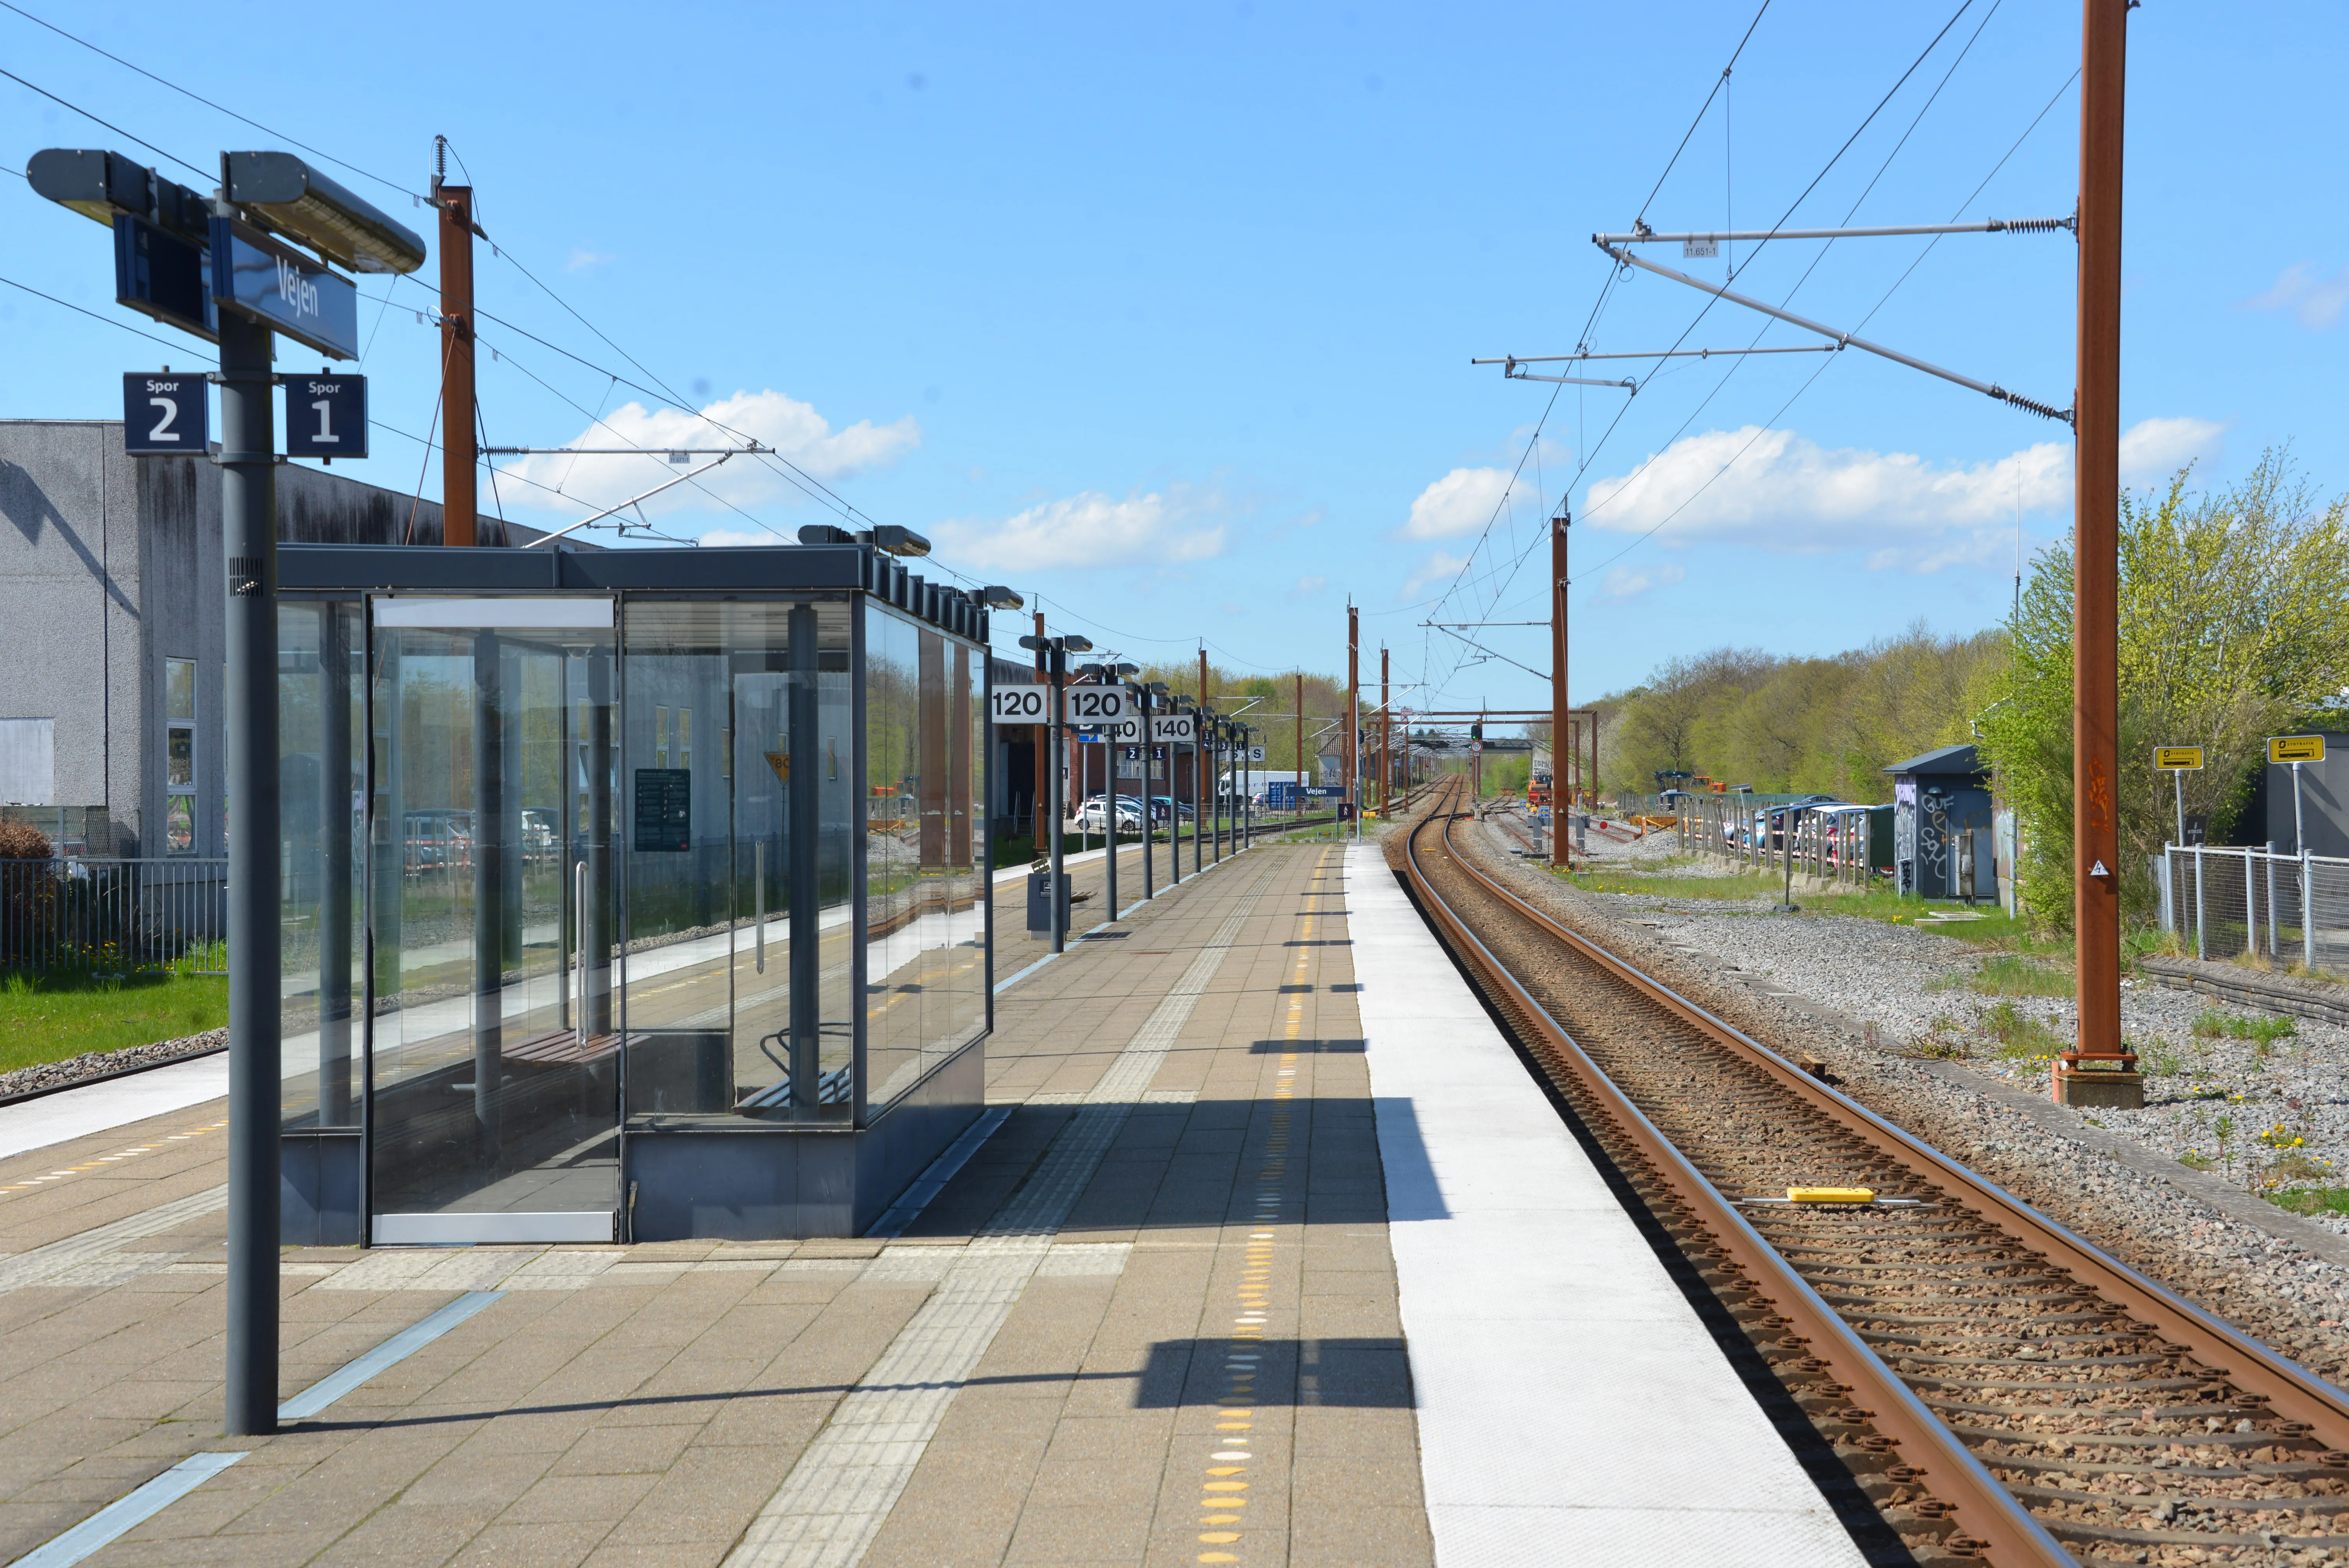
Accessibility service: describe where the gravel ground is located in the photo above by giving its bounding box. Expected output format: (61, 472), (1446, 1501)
(0, 1028), (226, 1102)
(1435, 809), (2349, 1390)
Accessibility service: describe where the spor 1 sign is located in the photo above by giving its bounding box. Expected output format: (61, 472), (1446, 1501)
(285, 375), (368, 460)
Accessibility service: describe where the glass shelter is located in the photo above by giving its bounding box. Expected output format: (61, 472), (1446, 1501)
(275, 542), (991, 1242)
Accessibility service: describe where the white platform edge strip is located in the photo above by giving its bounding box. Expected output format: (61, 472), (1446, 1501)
(1344, 842), (1869, 1568)
(12, 1451), (246, 1568)
(277, 1289), (506, 1420)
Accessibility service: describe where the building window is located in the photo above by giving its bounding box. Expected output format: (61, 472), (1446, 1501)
(679, 708), (692, 771)
(165, 657), (196, 854)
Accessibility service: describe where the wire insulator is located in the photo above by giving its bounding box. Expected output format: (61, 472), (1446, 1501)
(1998, 215), (2075, 235)
(1995, 387), (2075, 424)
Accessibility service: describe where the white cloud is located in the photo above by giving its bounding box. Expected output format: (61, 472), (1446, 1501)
(1401, 550), (1469, 599)
(1598, 561), (1686, 600)
(1403, 466), (1545, 539)
(565, 248), (614, 272)
(927, 486), (1226, 573)
(698, 526), (791, 549)
(2119, 415), (2226, 481)
(1579, 417), (2215, 572)
(1290, 575), (1328, 599)
(2244, 262), (2349, 329)
(496, 390), (918, 518)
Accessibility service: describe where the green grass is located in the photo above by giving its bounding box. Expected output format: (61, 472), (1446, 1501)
(1946, 954), (2074, 998)
(0, 968), (228, 1073)
(2191, 1007), (2297, 1046)
(1560, 867), (1784, 901)
(1978, 999), (2067, 1060)
(2266, 1185), (2349, 1216)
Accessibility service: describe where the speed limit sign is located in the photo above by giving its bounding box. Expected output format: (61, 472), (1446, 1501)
(989, 686), (1050, 723)
(1063, 687), (1127, 724)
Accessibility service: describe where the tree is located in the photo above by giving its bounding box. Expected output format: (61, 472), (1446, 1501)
(1976, 453), (2349, 927)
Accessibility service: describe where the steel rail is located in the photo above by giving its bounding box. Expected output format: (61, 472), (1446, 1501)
(1401, 780), (2349, 1561)
(1399, 786), (2069, 1566)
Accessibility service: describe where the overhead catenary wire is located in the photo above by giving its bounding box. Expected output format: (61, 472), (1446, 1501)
(1428, 0), (1999, 710)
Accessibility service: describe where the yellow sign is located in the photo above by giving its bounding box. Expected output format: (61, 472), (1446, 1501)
(2271, 735), (2328, 765)
(2153, 746), (2204, 771)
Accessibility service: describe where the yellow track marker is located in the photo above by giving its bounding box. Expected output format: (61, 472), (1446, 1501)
(1787, 1186), (1875, 1204)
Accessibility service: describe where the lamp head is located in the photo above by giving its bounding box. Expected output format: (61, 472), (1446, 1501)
(867, 525), (932, 558)
(981, 585), (1024, 610)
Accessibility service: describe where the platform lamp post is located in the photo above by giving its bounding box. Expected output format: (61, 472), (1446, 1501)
(1199, 708), (1222, 866)
(1145, 682), (1171, 893)
(32, 146), (426, 1440)
(1077, 660), (1139, 923)
(1017, 631), (1092, 952)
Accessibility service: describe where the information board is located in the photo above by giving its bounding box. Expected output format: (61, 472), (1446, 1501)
(2272, 736), (2328, 765)
(1150, 714), (1194, 743)
(633, 768), (692, 851)
(2153, 746), (2204, 771)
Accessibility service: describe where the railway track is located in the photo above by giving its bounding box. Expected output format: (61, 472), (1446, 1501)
(1396, 779), (2349, 1568)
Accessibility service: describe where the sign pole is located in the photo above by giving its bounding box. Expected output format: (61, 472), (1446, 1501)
(218, 298), (281, 1437)
(2293, 759), (2306, 856)
(1140, 691), (1155, 903)
(1049, 649), (1066, 954)
(2057, 0), (2136, 1109)
(2174, 769), (2185, 849)
(1104, 696), (1119, 923)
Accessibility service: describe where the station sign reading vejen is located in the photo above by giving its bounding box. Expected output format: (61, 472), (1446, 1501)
(209, 215), (358, 360)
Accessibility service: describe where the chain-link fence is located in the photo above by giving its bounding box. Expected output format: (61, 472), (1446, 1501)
(0, 858), (228, 975)
(2161, 844), (2349, 973)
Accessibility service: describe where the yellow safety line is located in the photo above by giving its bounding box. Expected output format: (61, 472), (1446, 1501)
(1196, 848), (1330, 1563)
(0, 1118), (230, 1197)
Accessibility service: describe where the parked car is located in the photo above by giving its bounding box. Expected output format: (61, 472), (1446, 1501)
(403, 809), (472, 873)
(1148, 795), (1194, 824)
(1076, 795), (1148, 833)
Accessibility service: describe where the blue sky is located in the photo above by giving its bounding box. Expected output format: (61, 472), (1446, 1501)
(3, 2), (2341, 720)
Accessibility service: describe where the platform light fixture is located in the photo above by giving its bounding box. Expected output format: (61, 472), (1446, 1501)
(224, 151), (428, 274)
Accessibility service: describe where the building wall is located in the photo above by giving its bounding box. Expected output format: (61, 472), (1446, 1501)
(0, 419), (457, 854)
(2262, 733), (2349, 858)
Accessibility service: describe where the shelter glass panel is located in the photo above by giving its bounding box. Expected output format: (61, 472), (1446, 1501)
(864, 604), (985, 1112)
(277, 600), (362, 1128)
(367, 606), (618, 1225)
(619, 599), (854, 1124)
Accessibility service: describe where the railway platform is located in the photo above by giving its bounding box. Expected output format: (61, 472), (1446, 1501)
(0, 832), (1863, 1568)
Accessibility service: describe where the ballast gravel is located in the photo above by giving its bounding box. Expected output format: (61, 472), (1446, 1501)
(0, 1028), (226, 1103)
(1439, 810), (2349, 1390)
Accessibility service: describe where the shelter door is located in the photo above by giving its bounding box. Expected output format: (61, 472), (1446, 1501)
(367, 599), (620, 1244)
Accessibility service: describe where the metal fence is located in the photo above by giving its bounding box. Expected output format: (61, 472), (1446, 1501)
(2161, 843), (2349, 974)
(0, 858), (228, 975)
(1668, 795), (1881, 889)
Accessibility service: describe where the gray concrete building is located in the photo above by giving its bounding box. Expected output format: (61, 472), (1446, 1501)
(0, 418), (543, 857)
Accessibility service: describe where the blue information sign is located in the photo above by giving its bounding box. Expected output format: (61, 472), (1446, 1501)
(121, 372), (209, 456)
(208, 215), (358, 359)
(283, 374), (367, 459)
(112, 215), (216, 343)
